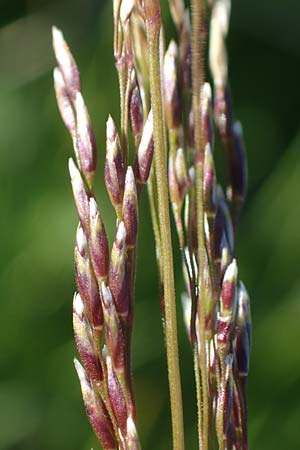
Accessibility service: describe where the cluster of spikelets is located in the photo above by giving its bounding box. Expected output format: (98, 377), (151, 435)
(52, 0), (252, 449)
(52, 8), (155, 447)
(165, 1), (251, 449)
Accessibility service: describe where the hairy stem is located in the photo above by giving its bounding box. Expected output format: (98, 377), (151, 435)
(147, 170), (163, 276)
(146, 12), (185, 450)
(191, 0), (209, 449)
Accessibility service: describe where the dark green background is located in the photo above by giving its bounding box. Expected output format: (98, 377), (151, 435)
(0, 0), (299, 449)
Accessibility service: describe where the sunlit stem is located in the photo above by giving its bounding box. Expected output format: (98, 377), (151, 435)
(145, 2), (185, 449)
(191, 0), (209, 449)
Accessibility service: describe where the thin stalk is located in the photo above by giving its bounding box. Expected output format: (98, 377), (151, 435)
(118, 67), (128, 165)
(145, 8), (185, 450)
(147, 172), (166, 317)
(191, 0), (209, 449)
(194, 348), (203, 449)
(147, 171), (163, 282)
(196, 277), (209, 450)
(216, 359), (226, 450)
(213, 338), (223, 449)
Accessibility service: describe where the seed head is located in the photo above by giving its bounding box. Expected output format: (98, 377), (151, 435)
(221, 258), (238, 314)
(163, 40), (180, 130)
(126, 416), (141, 450)
(69, 158), (90, 235)
(89, 198), (109, 282)
(73, 293), (103, 383)
(76, 224), (88, 257)
(106, 354), (128, 435)
(220, 232), (231, 278)
(129, 78), (144, 148)
(74, 359), (116, 450)
(201, 83), (214, 149)
(216, 258), (238, 353)
(235, 281), (251, 377)
(53, 67), (76, 136)
(209, 0), (231, 88)
(101, 283), (126, 371)
(75, 92), (97, 189)
(52, 26), (80, 101)
(203, 143), (217, 216)
(109, 222), (129, 318)
(105, 116), (125, 216)
(169, 147), (189, 210)
(120, 0), (135, 24)
(134, 110), (154, 185)
(75, 225), (103, 330)
(122, 167), (138, 247)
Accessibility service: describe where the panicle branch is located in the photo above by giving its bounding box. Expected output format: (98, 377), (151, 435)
(52, 16), (145, 447)
(165, 0), (251, 449)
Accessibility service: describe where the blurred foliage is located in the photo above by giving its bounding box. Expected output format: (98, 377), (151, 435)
(0, 0), (300, 449)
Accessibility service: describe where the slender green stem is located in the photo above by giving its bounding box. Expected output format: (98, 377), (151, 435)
(146, 14), (185, 450)
(213, 339), (223, 449)
(191, 0), (209, 449)
(118, 67), (128, 165)
(147, 170), (163, 281)
(216, 358), (225, 450)
(194, 348), (203, 449)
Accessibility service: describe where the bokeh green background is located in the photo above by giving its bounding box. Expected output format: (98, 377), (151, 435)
(0, 0), (299, 449)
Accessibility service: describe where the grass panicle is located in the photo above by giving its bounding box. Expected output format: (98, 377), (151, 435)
(53, 0), (251, 449)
